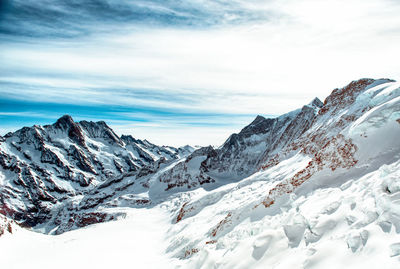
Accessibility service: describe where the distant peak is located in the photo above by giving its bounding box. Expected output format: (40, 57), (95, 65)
(95, 120), (107, 126)
(253, 115), (266, 123)
(308, 97), (323, 108)
(121, 135), (139, 144)
(79, 119), (122, 145)
(180, 144), (194, 150)
(52, 115), (85, 146)
(238, 115), (275, 138)
(79, 119), (111, 130)
(57, 114), (74, 122)
(54, 115), (75, 129)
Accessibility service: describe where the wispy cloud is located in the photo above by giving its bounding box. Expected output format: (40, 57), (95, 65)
(0, 0), (281, 38)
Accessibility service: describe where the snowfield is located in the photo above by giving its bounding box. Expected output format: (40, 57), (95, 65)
(1, 208), (177, 269)
(2, 158), (400, 268)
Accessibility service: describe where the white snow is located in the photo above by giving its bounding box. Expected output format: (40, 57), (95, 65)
(186, 156), (207, 173)
(346, 95), (400, 163)
(170, 158), (400, 269)
(0, 207), (178, 269)
(0, 170), (5, 185)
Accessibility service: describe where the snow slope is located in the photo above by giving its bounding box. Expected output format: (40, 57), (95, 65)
(170, 158), (400, 269)
(1, 207), (177, 269)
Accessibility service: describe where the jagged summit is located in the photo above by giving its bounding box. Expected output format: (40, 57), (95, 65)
(52, 115), (113, 131)
(48, 115), (126, 146)
(240, 115), (275, 137)
(53, 114), (75, 128)
(121, 134), (139, 144)
(308, 97), (323, 108)
(52, 115), (86, 146)
(252, 114), (266, 123)
(79, 119), (121, 145)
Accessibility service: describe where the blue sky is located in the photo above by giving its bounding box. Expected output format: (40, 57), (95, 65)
(1, 0), (400, 146)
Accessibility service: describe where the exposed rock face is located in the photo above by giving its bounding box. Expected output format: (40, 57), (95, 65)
(158, 146), (217, 191)
(156, 96), (324, 189)
(0, 214), (14, 237)
(257, 78), (395, 207)
(80, 120), (122, 146)
(53, 115), (86, 147)
(319, 78), (376, 115)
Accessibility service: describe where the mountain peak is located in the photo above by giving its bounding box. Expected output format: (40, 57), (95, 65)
(121, 134), (139, 144)
(79, 119), (122, 145)
(53, 115), (85, 146)
(319, 78), (378, 115)
(240, 115), (275, 137)
(79, 119), (112, 130)
(54, 115), (75, 129)
(308, 97), (323, 108)
(253, 115), (266, 122)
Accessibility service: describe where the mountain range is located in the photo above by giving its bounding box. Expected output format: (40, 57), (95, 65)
(1, 78), (400, 268)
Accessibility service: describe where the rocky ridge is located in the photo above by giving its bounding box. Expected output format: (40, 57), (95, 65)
(0, 116), (193, 230)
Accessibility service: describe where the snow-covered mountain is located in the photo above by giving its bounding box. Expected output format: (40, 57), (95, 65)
(1, 78), (400, 268)
(157, 97), (323, 191)
(0, 115), (194, 230)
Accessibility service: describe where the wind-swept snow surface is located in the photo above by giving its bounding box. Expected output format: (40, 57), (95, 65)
(0, 208), (178, 269)
(2, 156), (400, 269)
(169, 158), (400, 269)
